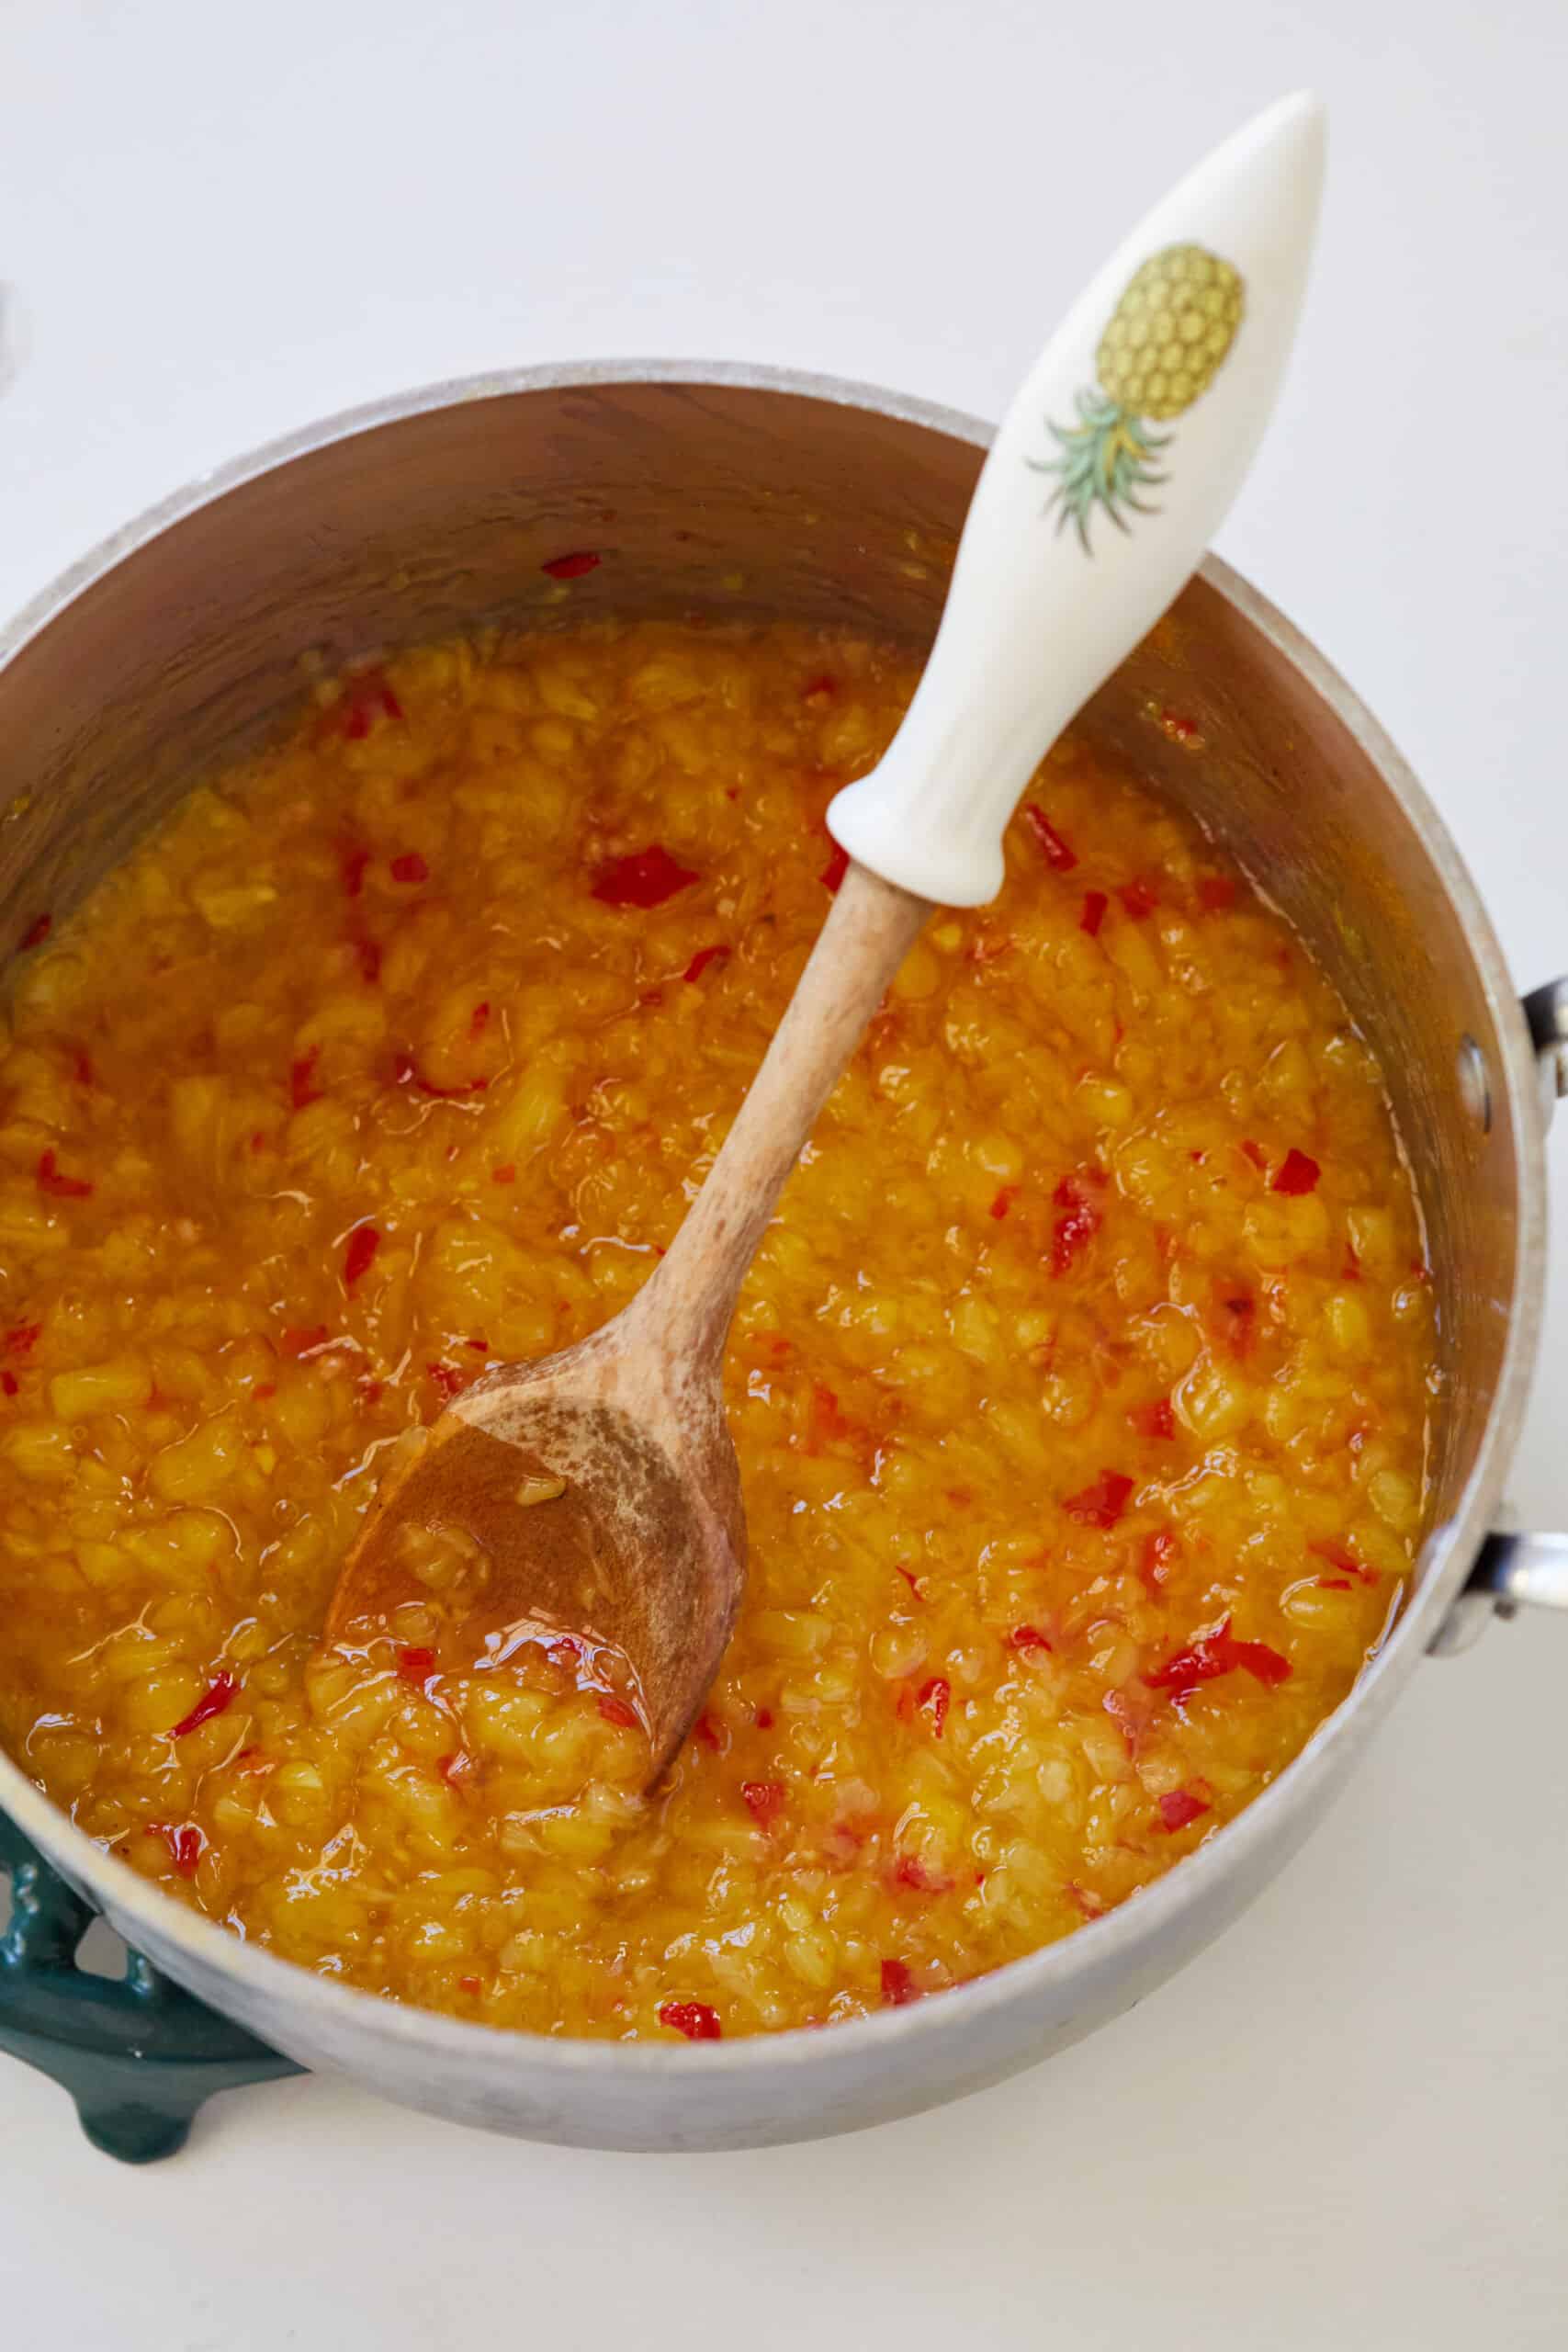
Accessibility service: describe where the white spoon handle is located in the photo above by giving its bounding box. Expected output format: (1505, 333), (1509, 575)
(828, 90), (1325, 907)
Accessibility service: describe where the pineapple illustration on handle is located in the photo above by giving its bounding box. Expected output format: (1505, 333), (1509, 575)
(1032, 245), (1246, 551)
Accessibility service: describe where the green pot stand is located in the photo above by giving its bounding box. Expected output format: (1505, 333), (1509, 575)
(0, 1809), (304, 2162)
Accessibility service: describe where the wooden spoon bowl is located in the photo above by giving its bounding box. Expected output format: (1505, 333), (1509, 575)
(329, 867), (928, 1774)
(326, 1327), (743, 1771)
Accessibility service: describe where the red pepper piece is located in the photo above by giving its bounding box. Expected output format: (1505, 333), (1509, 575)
(1231, 1634), (1292, 1686)
(1146, 1627), (1231, 1699)
(916, 1676), (950, 1736)
(659, 1999), (721, 2041)
(1024, 805), (1077, 871)
(289, 1047), (322, 1110)
(1079, 889), (1109, 936)
(396, 1646), (437, 1685)
(1118, 878), (1158, 920)
(280, 1324), (331, 1357)
(1064, 1469), (1134, 1529)
(1010, 1623), (1053, 1656)
(742, 1780), (786, 1830)
(1309, 1540), (1378, 1586)
(341, 845), (370, 899)
(682, 944), (731, 983)
(343, 1225), (380, 1288)
(1147, 1614), (1292, 1700)
(427, 1362), (467, 1402)
(151, 1824), (203, 1877)
(1239, 1138), (1269, 1173)
(692, 1712), (723, 1752)
(469, 1001), (491, 1038)
(355, 937), (382, 984)
(1128, 1397), (1176, 1441)
(891, 1853), (950, 1894)
(988, 1185), (1017, 1220)
(801, 673), (839, 700)
(167, 1826), (203, 1875)
(1157, 1788), (1212, 1833)
(1316, 1577), (1353, 1590)
(170, 1672), (237, 1737)
(819, 842), (850, 895)
(3, 1324), (41, 1356)
(37, 1151), (93, 1199)
(1157, 707), (1201, 745)
(19, 913), (51, 951)
(1, 1373), (18, 1398)
(464, 1336), (488, 1354)
(597, 1691), (639, 1729)
(1050, 1176), (1102, 1276)
(1198, 875), (1236, 912)
(880, 1958), (920, 2007)
(754, 1706), (773, 1729)
(327, 673), (402, 741)
(542, 550), (601, 581)
(389, 851), (429, 886)
(1273, 1148), (1321, 1196)
(458, 1976), (481, 1996)
(491, 1162), (516, 1185)
(592, 843), (699, 909)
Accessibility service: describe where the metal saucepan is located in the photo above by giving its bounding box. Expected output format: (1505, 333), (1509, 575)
(1, 364), (1562, 2151)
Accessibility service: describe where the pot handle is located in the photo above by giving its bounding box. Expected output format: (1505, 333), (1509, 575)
(1429, 1532), (1568, 1656)
(1429, 978), (1568, 1656)
(1524, 975), (1568, 1116)
(0, 1809), (300, 2159)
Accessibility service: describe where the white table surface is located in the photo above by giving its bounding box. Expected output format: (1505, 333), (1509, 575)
(3, 3), (1566, 2344)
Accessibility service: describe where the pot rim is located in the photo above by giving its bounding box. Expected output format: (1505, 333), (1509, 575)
(0, 357), (1546, 2088)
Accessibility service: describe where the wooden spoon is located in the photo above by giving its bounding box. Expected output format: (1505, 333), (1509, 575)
(327, 95), (1325, 1776)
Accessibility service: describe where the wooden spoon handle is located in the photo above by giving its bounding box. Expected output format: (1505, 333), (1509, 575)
(630, 861), (931, 1366)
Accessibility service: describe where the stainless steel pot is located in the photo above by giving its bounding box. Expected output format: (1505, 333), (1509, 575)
(1, 363), (1563, 2152)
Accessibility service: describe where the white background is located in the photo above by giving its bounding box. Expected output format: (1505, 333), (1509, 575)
(3, 2), (1566, 2345)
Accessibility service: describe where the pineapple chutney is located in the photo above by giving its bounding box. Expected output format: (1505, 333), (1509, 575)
(0, 617), (1435, 2041)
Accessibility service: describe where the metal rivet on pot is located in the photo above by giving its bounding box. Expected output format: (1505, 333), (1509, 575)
(1457, 1035), (1493, 1133)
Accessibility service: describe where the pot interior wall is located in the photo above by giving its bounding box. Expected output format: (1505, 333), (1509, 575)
(0, 378), (1516, 1561)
